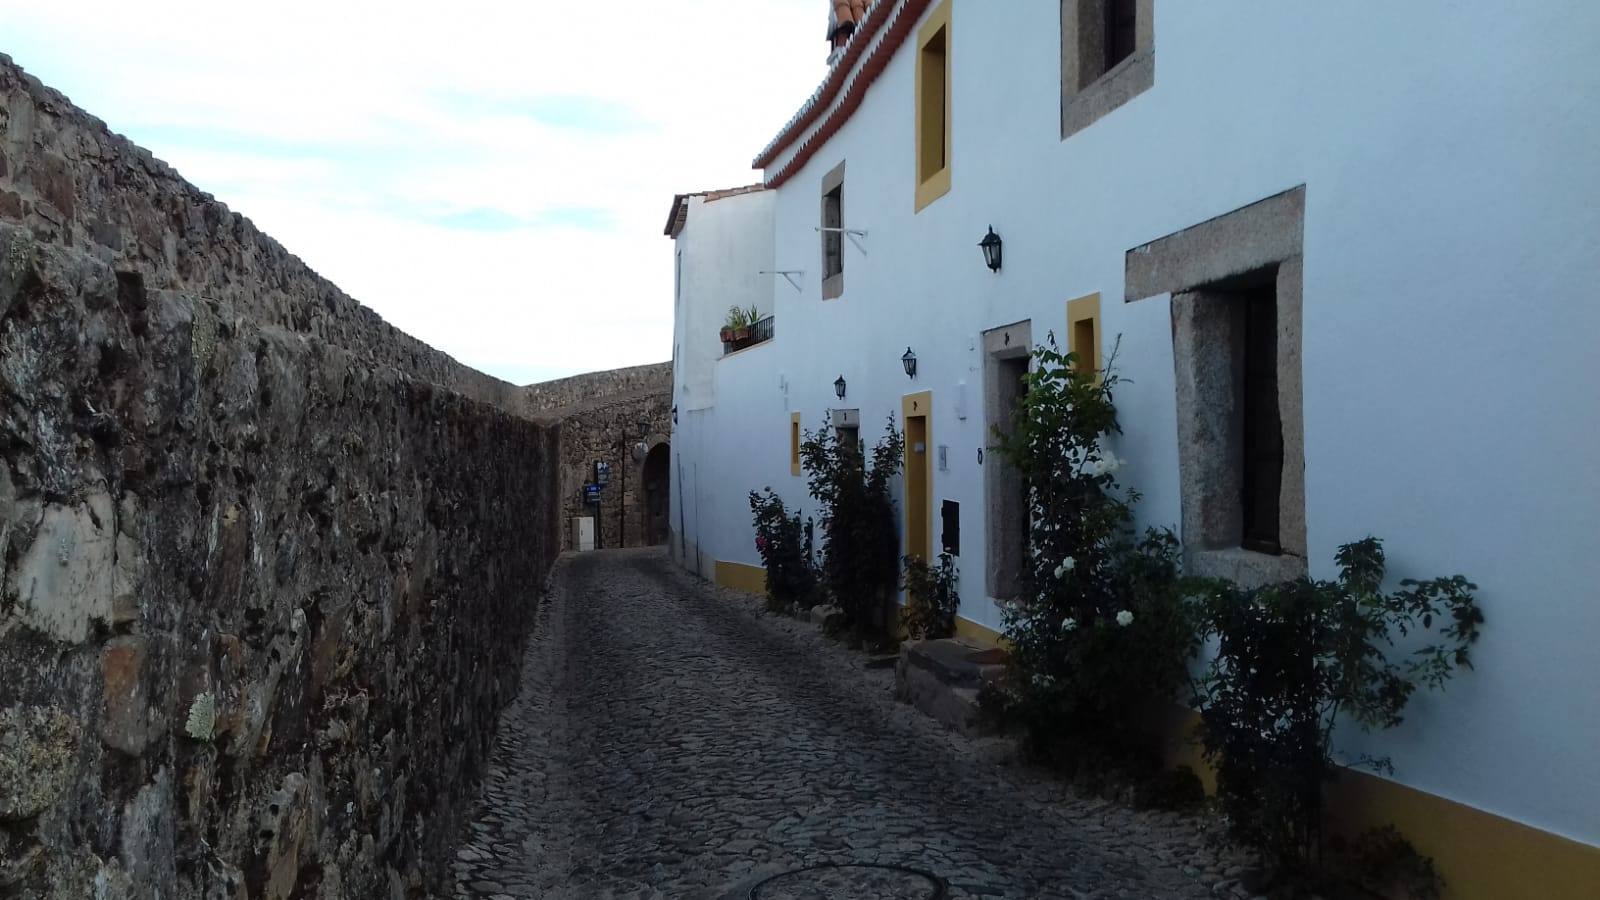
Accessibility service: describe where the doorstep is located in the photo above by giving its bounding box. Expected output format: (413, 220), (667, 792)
(895, 638), (1007, 737)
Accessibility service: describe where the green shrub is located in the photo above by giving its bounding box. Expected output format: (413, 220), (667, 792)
(748, 488), (817, 613)
(1193, 537), (1483, 873)
(800, 418), (904, 635)
(902, 552), (960, 641)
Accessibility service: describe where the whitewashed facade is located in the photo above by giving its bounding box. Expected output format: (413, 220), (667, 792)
(666, 2), (1600, 889)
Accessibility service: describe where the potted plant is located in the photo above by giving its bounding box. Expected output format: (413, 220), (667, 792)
(732, 305), (753, 342)
(721, 306), (746, 346)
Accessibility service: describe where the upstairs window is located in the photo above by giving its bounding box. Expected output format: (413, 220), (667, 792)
(914, 0), (953, 211)
(821, 161), (846, 299)
(1060, 0), (1154, 139)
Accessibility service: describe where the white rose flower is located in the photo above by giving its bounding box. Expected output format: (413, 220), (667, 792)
(1061, 617), (1078, 632)
(1116, 610), (1135, 627)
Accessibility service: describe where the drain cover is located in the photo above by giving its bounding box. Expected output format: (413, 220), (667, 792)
(749, 863), (946, 900)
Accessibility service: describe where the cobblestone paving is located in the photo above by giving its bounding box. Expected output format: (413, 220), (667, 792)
(451, 549), (1249, 899)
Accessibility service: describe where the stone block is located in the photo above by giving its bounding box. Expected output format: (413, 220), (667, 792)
(101, 634), (166, 756)
(0, 705), (79, 820)
(895, 639), (1005, 737)
(6, 493), (116, 643)
(809, 604), (846, 630)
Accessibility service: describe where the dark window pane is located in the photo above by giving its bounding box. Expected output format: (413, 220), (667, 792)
(1240, 285), (1283, 554)
(1105, 0), (1137, 72)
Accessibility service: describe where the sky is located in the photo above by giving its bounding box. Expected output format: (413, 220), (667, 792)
(1, 0), (829, 384)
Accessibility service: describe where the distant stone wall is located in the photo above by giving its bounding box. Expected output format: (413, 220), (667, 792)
(522, 362), (672, 417)
(0, 55), (565, 899)
(554, 390), (674, 551)
(0, 54), (525, 413)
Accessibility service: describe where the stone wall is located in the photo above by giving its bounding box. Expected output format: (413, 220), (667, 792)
(521, 362), (671, 417)
(0, 54), (526, 415)
(0, 56), (564, 899)
(0, 220), (561, 899)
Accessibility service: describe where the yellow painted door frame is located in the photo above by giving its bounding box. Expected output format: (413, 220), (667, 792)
(902, 391), (934, 563)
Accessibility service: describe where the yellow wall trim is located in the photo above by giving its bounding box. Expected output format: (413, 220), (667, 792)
(1155, 708), (1600, 899)
(713, 560), (767, 596)
(953, 614), (1006, 649)
(1328, 769), (1600, 900)
(901, 391), (934, 562)
(1066, 292), (1103, 374)
(913, 0), (953, 213)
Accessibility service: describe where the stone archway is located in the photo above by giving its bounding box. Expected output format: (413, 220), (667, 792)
(641, 442), (671, 546)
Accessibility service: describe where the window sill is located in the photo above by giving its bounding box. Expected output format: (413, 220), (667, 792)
(822, 272), (845, 300)
(915, 166), (951, 212)
(1061, 47), (1154, 140)
(1186, 546), (1306, 590)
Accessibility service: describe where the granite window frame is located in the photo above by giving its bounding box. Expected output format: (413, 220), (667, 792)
(1125, 186), (1308, 588)
(1060, 0), (1154, 140)
(821, 161), (846, 300)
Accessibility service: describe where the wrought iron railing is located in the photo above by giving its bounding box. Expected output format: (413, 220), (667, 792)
(722, 314), (775, 355)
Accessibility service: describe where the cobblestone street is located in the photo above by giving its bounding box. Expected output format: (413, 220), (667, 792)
(451, 550), (1234, 899)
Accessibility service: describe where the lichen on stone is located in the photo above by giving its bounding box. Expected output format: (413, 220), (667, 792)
(185, 692), (216, 742)
(0, 705), (79, 820)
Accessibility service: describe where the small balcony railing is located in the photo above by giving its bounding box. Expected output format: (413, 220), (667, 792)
(721, 314), (775, 355)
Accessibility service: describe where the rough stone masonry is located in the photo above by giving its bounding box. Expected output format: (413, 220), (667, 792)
(0, 55), (572, 898)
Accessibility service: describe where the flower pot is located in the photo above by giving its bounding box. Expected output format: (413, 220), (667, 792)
(720, 327), (735, 342)
(734, 326), (751, 341)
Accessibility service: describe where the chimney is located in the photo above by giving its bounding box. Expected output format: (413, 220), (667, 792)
(827, 1), (868, 66)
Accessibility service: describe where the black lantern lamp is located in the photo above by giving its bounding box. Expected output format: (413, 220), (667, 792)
(979, 226), (1003, 272)
(901, 347), (918, 379)
(834, 375), (847, 400)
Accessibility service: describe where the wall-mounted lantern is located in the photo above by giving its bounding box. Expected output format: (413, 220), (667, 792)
(979, 226), (1003, 272)
(901, 347), (918, 380)
(834, 375), (847, 401)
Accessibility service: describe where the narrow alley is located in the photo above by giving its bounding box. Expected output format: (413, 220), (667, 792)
(450, 551), (1227, 900)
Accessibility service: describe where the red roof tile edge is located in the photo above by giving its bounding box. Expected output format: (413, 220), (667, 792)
(760, 0), (932, 191)
(752, 0), (901, 170)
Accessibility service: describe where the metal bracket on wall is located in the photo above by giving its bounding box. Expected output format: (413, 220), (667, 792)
(759, 270), (804, 292)
(814, 226), (869, 256)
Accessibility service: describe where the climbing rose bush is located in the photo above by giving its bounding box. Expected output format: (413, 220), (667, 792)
(748, 488), (817, 613)
(992, 337), (1204, 772)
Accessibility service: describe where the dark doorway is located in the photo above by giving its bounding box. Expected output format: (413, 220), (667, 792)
(642, 443), (671, 546)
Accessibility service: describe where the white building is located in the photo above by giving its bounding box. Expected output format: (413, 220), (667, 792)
(666, 2), (1600, 894)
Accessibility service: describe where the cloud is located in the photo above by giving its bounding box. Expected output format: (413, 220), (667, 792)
(1, 0), (829, 383)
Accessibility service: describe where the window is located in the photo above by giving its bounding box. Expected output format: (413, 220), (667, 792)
(914, 0), (952, 212)
(1060, 0), (1154, 139)
(1067, 293), (1102, 375)
(982, 320), (1032, 600)
(1124, 187), (1308, 588)
(790, 412), (802, 476)
(821, 161), (846, 299)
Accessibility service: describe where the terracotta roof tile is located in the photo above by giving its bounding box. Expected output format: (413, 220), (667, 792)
(756, 0), (931, 187)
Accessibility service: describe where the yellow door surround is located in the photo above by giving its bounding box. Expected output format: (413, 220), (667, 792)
(901, 391), (934, 563)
